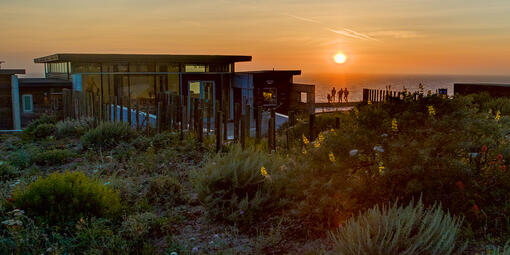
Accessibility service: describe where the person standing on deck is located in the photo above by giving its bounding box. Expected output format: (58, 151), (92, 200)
(327, 94), (331, 103)
(338, 88), (344, 103)
(344, 88), (349, 103)
(331, 87), (337, 102)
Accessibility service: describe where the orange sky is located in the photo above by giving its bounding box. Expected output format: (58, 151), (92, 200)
(1, 0), (510, 77)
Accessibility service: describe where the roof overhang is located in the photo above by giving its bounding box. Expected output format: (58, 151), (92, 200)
(238, 70), (302, 76)
(19, 78), (72, 88)
(0, 69), (25, 75)
(34, 53), (252, 64)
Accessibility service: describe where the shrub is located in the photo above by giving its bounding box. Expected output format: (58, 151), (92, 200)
(32, 123), (56, 139)
(31, 149), (77, 166)
(146, 175), (186, 206)
(12, 171), (122, 225)
(7, 147), (34, 169)
(193, 146), (287, 225)
(55, 118), (94, 138)
(330, 199), (466, 255)
(24, 114), (56, 134)
(0, 161), (18, 181)
(81, 122), (137, 150)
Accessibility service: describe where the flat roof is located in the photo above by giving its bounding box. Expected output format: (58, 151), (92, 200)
(19, 78), (72, 88)
(454, 83), (510, 88)
(238, 70), (301, 75)
(0, 69), (25, 75)
(34, 53), (252, 64)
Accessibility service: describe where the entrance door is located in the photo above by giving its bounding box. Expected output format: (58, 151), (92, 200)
(188, 81), (215, 120)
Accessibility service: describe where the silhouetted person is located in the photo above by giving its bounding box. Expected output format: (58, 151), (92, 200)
(344, 88), (349, 103)
(331, 87), (336, 102)
(338, 88), (344, 103)
(327, 94), (331, 103)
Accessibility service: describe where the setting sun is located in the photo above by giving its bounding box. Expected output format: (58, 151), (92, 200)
(334, 52), (347, 64)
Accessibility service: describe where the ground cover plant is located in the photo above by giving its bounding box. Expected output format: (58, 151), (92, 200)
(1, 93), (510, 254)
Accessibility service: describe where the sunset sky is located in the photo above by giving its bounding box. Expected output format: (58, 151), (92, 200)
(1, 0), (510, 77)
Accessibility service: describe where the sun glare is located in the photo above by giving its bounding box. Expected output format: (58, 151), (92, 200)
(334, 52), (347, 64)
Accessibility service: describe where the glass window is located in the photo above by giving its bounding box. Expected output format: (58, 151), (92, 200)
(185, 65), (206, 72)
(262, 88), (277, 106)
(300, 92), (308, 103)
(22, 94), (33, 112)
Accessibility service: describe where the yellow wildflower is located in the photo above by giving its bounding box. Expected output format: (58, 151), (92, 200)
(330, 128), (335, 133)
(367, 100), (372, 105)
(329, 152), (336, 163)
(260, 166), (271, 181)
(318, 133), (325, 143)
(427, 105), (436, 117)
(495, 110), (501, 121)
(314, 142), (321, 148)
(260, 166), (268, 176)
(378, 162), (385, 175)
(302, 148), (307, 155)
(391, 118), (398, 132)
(302, 134), (309, 145)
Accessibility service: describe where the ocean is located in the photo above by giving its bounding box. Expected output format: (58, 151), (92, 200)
(295, 73), (510, 103)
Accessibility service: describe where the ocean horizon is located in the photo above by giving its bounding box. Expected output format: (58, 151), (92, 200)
(296, 73), (510, 103)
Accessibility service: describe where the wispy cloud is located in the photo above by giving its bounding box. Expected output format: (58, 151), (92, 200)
(327, 28), (379, 41)
(368, 30), (424, 39)
(284, 13), (379, 42)
(284, 14), (321, 24)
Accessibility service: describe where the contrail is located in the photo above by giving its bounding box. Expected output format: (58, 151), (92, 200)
(284, 14), (321, 24)
(285, 13), (378, 41)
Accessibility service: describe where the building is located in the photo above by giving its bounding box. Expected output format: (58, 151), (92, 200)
(0, 69), (25, 130)
(233, 70), (315, 117)
(0, 69), (72, 131)
(34, 53), (252, 118)
(454, 83), (510, 97)
(0, 53), (315, 130)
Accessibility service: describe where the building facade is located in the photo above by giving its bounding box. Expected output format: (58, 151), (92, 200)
(233, 70), (315, 117)
(34, 54), (252, 118)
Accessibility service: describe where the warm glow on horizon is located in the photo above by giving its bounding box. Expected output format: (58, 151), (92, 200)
(1, 0), (510, 77)
(334, 52), (347, 64)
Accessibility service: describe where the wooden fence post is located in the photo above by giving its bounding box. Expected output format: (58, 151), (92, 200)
(135, 99), (140, 130)
(157, 101), (162, 133)
(270, 109), (276, 151)
(216, 111), (223, 152)
(234, 103), (240, 142)
(309, 113), (315, 140)
(241, 114), (246, 149)
(256, 106), (262, 144)
(245, 104), (251, 138)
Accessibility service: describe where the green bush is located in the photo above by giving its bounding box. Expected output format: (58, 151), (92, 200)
(32, 123), (56, 139)
(7, 147), (34, 169)
(0, 161), (18, 181)
(81, 122), (137, 150)
(24, 114), (56, 133)
(12, 171), (122, 225)
(146, 175), (186, 206)
(56, 118), (94, 138)
(193, 146), (287, 225)
(330, 199), (466, 255)
(288, 94), (510, 235)
(31, 149), (77, 166)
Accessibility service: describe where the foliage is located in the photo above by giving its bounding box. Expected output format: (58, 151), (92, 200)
(55, 118), (94, 138)
(146, 175), (186, 206)
(330, 199), (466, 255)
(22, 114), (56, 140)
(287, 94), (510, 237)
(31, 149), (77, 166)
(81, 122), (137, 150)
(12, 171), (121, 225)
(0, 161), (18, 181)
(32, 123), (56, 139)
(193, 146), (287, 225)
